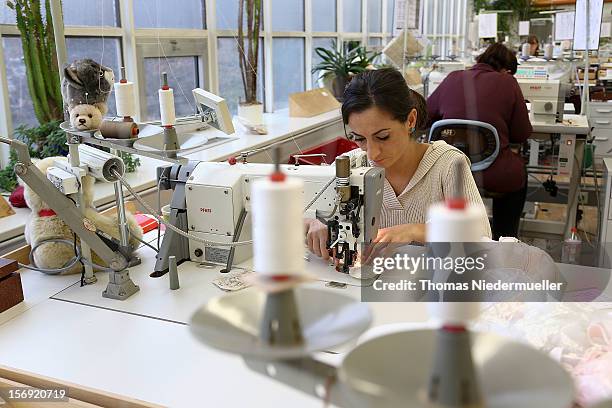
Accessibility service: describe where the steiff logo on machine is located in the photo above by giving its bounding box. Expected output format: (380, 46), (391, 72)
(200, 208), (212, 213)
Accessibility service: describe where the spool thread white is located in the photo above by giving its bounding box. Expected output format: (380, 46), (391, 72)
(544, 43), (554, 59)
(251, 177), (304, 276)
(521, 42), (531, 58)
(426, 203), (484, 324)
(114, 82), (136, 117)
(159, 88), (176, 126)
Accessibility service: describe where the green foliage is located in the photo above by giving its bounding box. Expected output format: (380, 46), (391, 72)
(0, 120), (66, 192)
(473, 0), (534, 40)
(6, 0), (63, 124)
(312, 41), (381, 82)
(120, 152), (141, 173)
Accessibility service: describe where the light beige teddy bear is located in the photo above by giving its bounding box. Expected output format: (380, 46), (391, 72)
(21, 156), (143, 275)
(69, 103), (105, 131)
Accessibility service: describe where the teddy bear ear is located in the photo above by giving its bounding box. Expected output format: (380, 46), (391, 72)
(64, 65), (83, 86)
(94, 102), (108, 116)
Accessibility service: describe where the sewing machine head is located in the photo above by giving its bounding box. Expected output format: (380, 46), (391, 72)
(182, 155), (384, 275)
(518, 78), (566, 124)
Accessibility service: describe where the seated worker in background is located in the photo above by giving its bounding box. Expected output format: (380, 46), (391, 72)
(305, 68), (491, 260)
(527, 35), (540, 56)
(427, 43), (532, 240)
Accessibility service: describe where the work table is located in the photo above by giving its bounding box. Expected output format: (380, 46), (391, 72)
(1, 229), (611, 406)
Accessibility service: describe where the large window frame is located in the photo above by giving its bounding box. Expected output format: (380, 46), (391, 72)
(0, 0), (395, 167)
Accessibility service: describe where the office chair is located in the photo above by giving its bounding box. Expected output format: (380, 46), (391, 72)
(428, 119), (500, 171)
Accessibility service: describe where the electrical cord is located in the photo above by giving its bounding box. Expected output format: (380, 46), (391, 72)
(113, 169), (254, 247)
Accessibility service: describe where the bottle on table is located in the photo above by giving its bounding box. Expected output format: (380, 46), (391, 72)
(561, 227), (582, 264)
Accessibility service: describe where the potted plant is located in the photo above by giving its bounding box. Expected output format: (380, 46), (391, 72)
(237, 0), (264, 125)
(312, 41), (381, 101)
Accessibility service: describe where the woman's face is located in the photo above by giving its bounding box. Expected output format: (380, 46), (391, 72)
(346, 106), (417, 169)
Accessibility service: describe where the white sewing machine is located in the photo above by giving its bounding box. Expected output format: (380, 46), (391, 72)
(517, 78), (567, 124)
(427, 61), (466, 97)
(154, 154), (385, 278)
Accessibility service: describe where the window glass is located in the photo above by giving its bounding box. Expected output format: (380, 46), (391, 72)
(2, 37), (36, 128)
(64, 0), (118, 26)
(368, 0), (382, 32)
(343, 0), (362, 32)
(312, 0), (336, 32)
(273, 38), (305, 110)
(134, 0), (205, 29)
(217, 37), (264, 115)
(143, 57), (199, 120)
(271, 0), (304, 31)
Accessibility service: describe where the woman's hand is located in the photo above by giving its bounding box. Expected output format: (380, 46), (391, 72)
(363, 224), (426, 264)
(374, 224), (426, 244)
(304, 218), (330, 260)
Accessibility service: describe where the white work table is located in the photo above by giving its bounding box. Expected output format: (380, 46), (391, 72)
(0, 109), (343, 245)
(1, 229), (611, 406)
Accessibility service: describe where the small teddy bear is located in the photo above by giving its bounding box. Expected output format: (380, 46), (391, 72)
(21, 157), (143, 275)
(69, 103), (104, 131)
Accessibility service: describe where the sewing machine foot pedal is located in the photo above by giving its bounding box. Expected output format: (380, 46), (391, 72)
(102, 270), (140, 300)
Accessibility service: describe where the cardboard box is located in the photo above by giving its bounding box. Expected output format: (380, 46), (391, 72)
(289, 88), (341, 118)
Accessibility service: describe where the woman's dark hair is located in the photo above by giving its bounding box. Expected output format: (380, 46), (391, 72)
(476, 42), (518, 75)
(341, 68), (428, 132)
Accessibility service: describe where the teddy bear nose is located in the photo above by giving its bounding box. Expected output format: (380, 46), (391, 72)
(79, 118), (86, 124)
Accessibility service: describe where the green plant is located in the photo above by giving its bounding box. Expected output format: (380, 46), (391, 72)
(312, 40), (381, 82)
(120, 152), (140, 174)
(0, 120), (67, 192)
(7, 0), (63, 124)
(237, 0), (262, 105)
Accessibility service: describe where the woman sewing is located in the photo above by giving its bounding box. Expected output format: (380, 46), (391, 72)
(305, 68), (491, 260)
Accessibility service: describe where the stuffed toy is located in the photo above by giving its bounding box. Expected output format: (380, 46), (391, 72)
(61, 58), (113, 116)
(69, 103), (103, 131)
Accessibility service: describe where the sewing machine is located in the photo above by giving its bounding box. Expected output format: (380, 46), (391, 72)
(518, 78), (567, 124)
(153, 154), (384, 277)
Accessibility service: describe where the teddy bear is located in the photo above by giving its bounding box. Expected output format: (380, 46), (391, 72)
(62, 58), (114, 116)
(21, 156), (143, 275)
(69, 103), (103, 131)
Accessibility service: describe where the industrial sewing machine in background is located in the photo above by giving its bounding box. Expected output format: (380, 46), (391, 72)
(153, 153), (385, 279)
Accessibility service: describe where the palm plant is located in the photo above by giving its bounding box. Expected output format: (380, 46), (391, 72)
(312, 41), (381, 100)
(237, 0), (263, 105)
(7, 0), (63, 124)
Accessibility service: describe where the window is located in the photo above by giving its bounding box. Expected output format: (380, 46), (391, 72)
(271, 0), (304, 31)
(217, 37), (264, 115)
(273, 38), (304, 110)
(312, 0), (336, 32)
(311, 37), (336, 88)
(343, 0), (362, 32)
(66, 37), (123, 117)
(0, 2), (16, 24)
(133, 0), (205, 29)
(143, 57), (199, 121)
(63, 0), (118, 27)
(2, 37), (36, 128)
(216, 0), (240, 30)
(368, 0), (382, 33)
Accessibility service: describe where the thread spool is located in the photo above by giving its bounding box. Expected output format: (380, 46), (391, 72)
(251, 176), (304, 277)
(521, 42), (531, 58)
(159, 72), (176, 127)
(544, 43), (554, 59)
(100, 120), (139, 140)
(114, 82), (136, 118)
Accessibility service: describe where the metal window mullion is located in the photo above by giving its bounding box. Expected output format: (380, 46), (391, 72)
(118, 0), (142, 121)
(305, 0), (313, 90)
(205, 0), (218, 94)
(0, 36), (13, 166)
(338, 0), (343, 42)
(263, 0), (274, 111)
(64, 27), (123, 36)
(134, 28), (208, 38)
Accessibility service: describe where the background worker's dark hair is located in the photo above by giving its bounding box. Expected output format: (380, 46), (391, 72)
(341, 67), (428, 132)
(476, 42), (518, 75)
